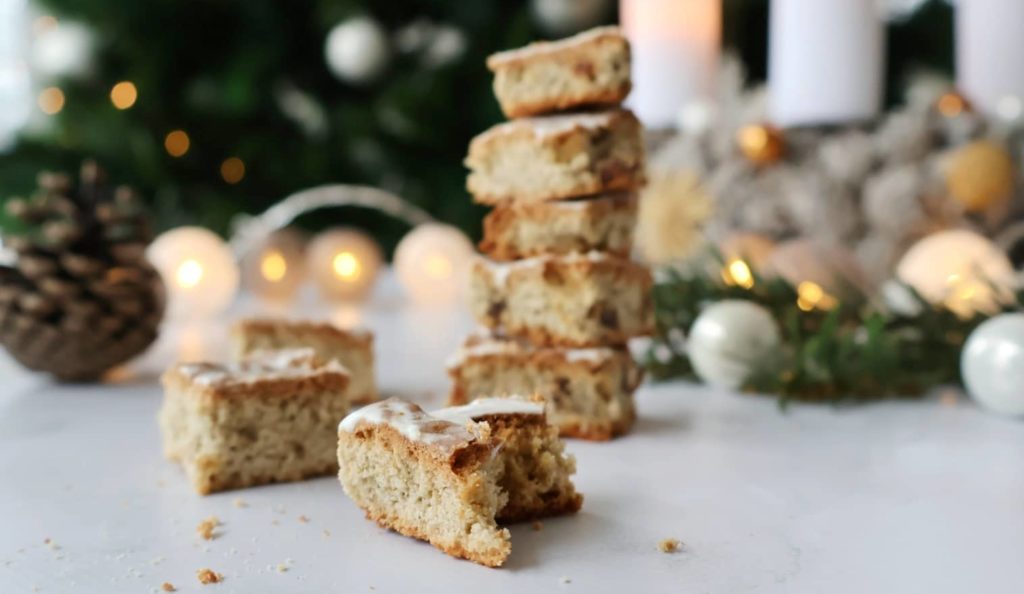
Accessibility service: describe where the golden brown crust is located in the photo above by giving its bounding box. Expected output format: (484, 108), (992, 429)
(232, 318), (373, 350)
(487, 26), (632, 118)
(471, 255), (654, 347)
(480, 192), (637, 261)
(465, 109), (646, 205)
(193, 462), (338, 496)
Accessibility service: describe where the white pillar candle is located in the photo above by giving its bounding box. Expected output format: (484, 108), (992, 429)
(768, 0), (884, 127)
(956, 0), (1024, 118)
(620, 0), (721, 129)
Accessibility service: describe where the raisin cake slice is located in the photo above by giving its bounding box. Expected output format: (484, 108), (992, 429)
(469, 251), (654, 347)
(480, 191), (637, 261)
(230, 318), (377, 405)
(465, 109), (645, 205)
(447, 332), (641, 440)
(159, 349), (351, 495)
(337, 397), (581, 567)
(487, 26), (632, 118)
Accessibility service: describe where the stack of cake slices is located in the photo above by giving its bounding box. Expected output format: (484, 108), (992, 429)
(450, 26), (653, 441)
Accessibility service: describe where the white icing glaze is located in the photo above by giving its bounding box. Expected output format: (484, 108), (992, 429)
(175, 348), (346, 387)
(446, 333), (619, 369)
(432, 397), (543, 426)
(488, 26), (623, 65)
(481, 110), (618, 143)
(338, 398), (476, 448)
(478, 251), (616, 288)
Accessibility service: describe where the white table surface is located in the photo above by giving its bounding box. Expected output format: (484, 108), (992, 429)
(1, 280), (1023, 594)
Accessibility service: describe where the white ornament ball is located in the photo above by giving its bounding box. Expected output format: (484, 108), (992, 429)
(530, 0), (610, 34)
(961, 313), (1024, 417)
(33, 22), (94, 78)
(896, 230), (1016, 318)
(394, 223), (474, 305)
(147, 226), (239, 320)
(307, 228), (382, 301)
(325, 17), (391, 84)
(688, 300), (782, 390)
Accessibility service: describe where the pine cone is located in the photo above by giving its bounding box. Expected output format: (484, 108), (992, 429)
(0, 161), (165, 381)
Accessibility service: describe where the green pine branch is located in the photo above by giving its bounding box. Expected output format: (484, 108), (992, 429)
(644, 260), (1020, 406)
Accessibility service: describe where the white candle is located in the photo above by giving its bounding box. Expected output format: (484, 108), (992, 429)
(620, 0), (721, 129)
(768, 0), (884, 127)
(956, 0), (1024, 118)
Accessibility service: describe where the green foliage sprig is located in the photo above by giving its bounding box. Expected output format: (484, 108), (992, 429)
(644, 260), (1021, 407)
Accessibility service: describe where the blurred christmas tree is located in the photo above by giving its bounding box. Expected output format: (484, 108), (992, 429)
(0, 0), (617, 251)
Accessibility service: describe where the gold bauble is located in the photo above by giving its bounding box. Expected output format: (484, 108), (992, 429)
(737, 124), (784, 166)
(946, 140), (1015, 212)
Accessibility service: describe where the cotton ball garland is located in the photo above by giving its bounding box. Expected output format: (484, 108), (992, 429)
(147, 227), (239, 320)
(818, 130), (875, 184)
(325, 17), (391, 84)
(961, 313), (1024, 417)
(896, 229), (1016, 318)
(688, 300), (781, 390)
(240, 228), (307, 302)
(394, 223), (475, 305)
(862, 165), (929, 237)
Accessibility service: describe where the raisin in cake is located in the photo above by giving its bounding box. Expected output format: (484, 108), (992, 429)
(487, 26), (631, 118)
(447, 332), (640, 440)
(480, 191), (637, 261)
(465, 109), (645, 205)
(336, 397), (581, 567)
(159, 349), (350, 495)
(230, 318), (376, 405)
(469, 251), (653, 347)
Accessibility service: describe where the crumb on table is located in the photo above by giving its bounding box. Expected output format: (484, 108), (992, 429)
(559, 576), (572, 584)
(531, 521), (543, 532)
(658, 538), (682, 553)
(232, 498), (248, 509)
(161, 582), (176, 592)
(196, 568), (222, 585)
(276, 562), (289, 574)
(298, 515), (309, 524)
(196, 517), (221, 540)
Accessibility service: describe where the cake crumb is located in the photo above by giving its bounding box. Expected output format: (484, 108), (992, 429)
(297, 515), (309, 524)
(196, 568), (222, 585)
(322, 529), (331, 538)
(271, 519), (279, 526)
(232, 498), (248, 509)
(196, 517), (221, 540)
(43, 538), (60, 551)
(161, 582), (176, 592)
(658, 538), (682, 553)
(559, 576), (571, 584)
(276, 563), (289, 574)
(531, 521), (543, 531)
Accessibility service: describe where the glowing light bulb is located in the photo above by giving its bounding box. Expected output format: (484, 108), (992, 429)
(147, 226), (239, 319)
(240, 228), (306, 302)
(333, 252), (362, 280)
(261, 250), (288, 282)
(176, 259), (204, 288)
(308, 228), (381, 301)
(110, 81), (137, 109)
(722, 259), (754, 289)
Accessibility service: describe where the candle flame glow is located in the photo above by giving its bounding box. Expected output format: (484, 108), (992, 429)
(332, 252), (361, 281)
(176, 259), (204, 289)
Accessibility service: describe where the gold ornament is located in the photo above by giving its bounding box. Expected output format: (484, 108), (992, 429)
(636, 169), (713, 264)
(946, 140), (1015, 212)
(737, 124), (784, 166)
(935, 91), (971, 118)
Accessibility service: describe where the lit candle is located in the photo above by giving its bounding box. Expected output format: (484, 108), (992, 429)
(307, 228), (382, 301)
(768, 0), (884, 127)
(620, 0), (721, 129)
(146, 226), (239, 319)
(956, 0), (1024, 118)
